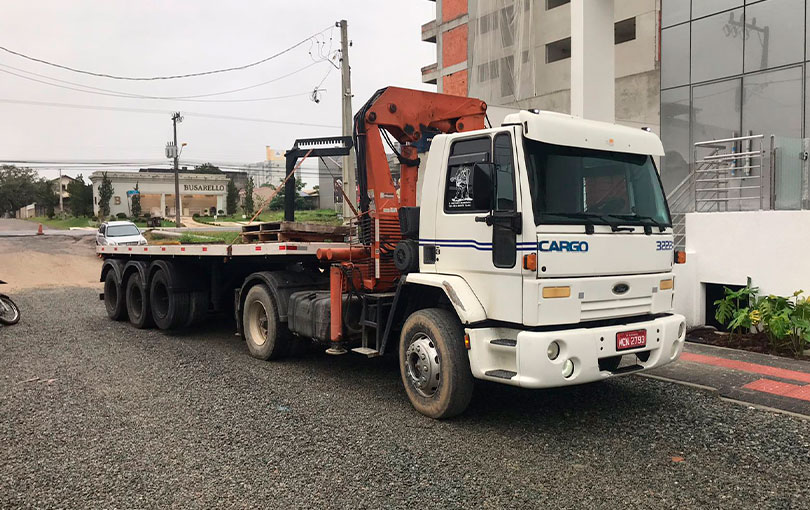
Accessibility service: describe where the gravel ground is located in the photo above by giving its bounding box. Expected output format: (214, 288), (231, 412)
(1, 288), (808, 509)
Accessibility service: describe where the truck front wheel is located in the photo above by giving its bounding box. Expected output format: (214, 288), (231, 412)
(399, 308), (473, 419)
(242, 284), (289, 360)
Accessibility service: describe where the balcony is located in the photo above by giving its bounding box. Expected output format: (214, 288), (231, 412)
(421, 19), (437, 43)
(421, 62), (438, 84)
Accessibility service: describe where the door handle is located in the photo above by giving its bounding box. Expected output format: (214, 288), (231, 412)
(474, 214), (493, 226)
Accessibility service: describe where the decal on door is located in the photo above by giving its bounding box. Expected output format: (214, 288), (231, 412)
(447, 166), (473, 210)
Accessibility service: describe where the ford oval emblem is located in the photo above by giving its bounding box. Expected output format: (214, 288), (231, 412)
(613, 283), (629, 295)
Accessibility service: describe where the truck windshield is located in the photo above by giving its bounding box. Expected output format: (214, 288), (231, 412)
(106, 225), (140, 237)
(524, 139), (671, 227)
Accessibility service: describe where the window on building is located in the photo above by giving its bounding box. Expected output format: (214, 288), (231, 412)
(744, 0), (804, 73)
(524, 0), (532, 11)
(490, 60), (500, 79)
(501, 56), (515, 97)
(479, 11), (498, 34)
(522, 50), (530, 64)
(614, 17), (636, 44)
(500, 4), (516, 47)
(661, 23), (690, 89)
(546, 0), (569, 10)
(692, 0), (741, 20)
(662, 0), (690, 27)
(691, 9), (743, 84)
(478, 64), (489, 82)
(546, 37), (571, 63)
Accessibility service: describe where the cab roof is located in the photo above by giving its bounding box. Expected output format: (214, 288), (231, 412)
(502, 110), (665, 156)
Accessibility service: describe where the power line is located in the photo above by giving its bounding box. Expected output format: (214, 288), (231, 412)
(0, 60), (325, 101)
(0, 98), (341, 128)
(0, 67), (324, 103)
(0, 26), (334, 81)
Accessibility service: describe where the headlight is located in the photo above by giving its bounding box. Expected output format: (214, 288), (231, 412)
(138, 239), (147, 245)
(106, 240), (116, 246)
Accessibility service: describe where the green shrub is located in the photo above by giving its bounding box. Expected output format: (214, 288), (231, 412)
(715, 284), (810, 356)
(116, 212), (127, 219)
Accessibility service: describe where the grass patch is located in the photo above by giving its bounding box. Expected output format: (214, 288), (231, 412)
(196, 209), (342, 226)
(26, 216), (96, 229)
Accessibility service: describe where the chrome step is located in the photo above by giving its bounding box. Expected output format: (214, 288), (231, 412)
(351, 347), (381, 358)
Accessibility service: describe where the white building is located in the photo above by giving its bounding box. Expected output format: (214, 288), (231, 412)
(90, 171), (229, 218)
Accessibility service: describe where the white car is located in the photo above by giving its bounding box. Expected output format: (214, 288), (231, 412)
(96, 221), (147, 246)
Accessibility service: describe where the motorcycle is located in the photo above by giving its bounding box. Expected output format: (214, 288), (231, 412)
(0, 280), (20, 325)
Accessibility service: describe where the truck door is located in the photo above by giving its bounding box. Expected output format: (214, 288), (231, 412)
(432, 130), (525, 323)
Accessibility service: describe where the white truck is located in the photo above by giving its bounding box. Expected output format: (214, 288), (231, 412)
(98, 87), (686, 419)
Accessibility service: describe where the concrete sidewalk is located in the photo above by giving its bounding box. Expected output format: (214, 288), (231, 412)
(645, 341), (810, 418)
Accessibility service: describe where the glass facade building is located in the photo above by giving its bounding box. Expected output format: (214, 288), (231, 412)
(660, 0), (809, 194)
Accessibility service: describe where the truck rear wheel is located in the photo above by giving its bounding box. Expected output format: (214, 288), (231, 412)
(125, 272), (152, 329)
(149, 268), (189, 330)
(242, 284), (289, 360)
(103, 270), (127, 321)
(399, 308), (473, 419)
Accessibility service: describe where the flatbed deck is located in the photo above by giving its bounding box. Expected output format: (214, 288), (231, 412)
(97, 241), (350, 258)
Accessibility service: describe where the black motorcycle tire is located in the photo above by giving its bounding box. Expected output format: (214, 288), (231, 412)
(0, 295), (20, 325)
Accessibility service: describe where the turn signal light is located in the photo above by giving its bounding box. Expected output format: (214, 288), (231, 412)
(523, 253), (537, 271)
(542, 286), (571, 299)
(660, 279), (674, 290)
(674, 250), (686, 264)
(464, 334), (471, 350)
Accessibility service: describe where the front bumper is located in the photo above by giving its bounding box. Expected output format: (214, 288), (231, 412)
(466, 313), (686, 388)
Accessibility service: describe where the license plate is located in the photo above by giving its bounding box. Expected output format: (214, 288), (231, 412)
(616, 329), (646, 351)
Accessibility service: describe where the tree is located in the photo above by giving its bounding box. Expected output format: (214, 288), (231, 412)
(97, 172), (114, 218)
(269, 178), (308, 210)
(194, 162), (222, 174)
(67, 175), (93, 217)
(0, 165), (39, 215)
(130, 181), (142, 218)
(243, 176), (255, 216)
(35, 179), (59, 218)
(226, 179), (238, 215)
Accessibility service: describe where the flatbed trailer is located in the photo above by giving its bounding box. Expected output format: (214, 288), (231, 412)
(96, 87), (687, 419)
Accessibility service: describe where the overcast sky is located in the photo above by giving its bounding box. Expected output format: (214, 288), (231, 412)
(0, 1), (436, 180)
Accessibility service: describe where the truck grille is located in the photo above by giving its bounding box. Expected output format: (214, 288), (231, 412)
(580, 296), (653, 321)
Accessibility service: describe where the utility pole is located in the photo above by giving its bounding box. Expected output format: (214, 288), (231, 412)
(338, 19), (356, 220)
(58, 168), (64, 216)
(171, 112), (183, 227)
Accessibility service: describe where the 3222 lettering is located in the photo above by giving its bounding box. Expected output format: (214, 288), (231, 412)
(656, 240), (674, 251)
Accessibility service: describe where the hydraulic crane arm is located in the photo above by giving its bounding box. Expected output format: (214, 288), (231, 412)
(353, 87), (488, 215)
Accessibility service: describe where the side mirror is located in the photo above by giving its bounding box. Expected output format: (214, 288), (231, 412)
(471, 162), (495, 211)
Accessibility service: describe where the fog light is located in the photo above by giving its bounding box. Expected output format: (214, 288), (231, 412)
(678, 321), (685, 339)
(547, 341), (560, 360)
(562, 359), (574, 378)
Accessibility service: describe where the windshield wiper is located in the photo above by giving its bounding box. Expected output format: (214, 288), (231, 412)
(539, 212), (632, 233)
(605, 214), (668, 233)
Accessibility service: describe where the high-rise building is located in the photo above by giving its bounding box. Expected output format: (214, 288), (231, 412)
(421, 0), (661, 131)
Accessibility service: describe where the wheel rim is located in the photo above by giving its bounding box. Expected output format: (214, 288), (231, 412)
(247, 300), (269, 346)
(0, 298), (18, 322)
(405, 333), (441, 397)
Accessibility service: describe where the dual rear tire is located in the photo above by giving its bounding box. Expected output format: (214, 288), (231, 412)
(103, 262), (207, 331)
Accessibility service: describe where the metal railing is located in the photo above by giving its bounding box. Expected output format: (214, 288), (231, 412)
(693, 134), (765, 212)
(665, 134), (766, 249)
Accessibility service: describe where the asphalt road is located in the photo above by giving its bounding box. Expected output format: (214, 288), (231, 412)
(1, 288), (808, 509)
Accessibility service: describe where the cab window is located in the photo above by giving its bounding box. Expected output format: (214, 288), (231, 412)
(444, 137), (491, 213)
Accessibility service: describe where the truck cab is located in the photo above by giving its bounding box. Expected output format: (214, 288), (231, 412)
(415, 110), (686, 388)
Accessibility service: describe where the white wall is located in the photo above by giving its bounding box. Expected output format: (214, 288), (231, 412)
(674, 211), (810, 326)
